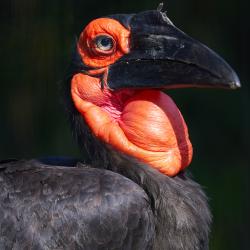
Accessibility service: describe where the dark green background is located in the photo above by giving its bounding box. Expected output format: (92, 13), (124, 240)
(0, 0), (249, 249)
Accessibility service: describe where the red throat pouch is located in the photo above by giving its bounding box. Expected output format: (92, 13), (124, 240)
(71, 73), (193, 176)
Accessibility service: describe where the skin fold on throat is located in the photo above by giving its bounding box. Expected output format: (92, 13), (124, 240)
(71, 73), (193, 176)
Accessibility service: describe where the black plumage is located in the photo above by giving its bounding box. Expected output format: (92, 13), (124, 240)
(0, 155), (210, 250)
(0, 160), (154, 250)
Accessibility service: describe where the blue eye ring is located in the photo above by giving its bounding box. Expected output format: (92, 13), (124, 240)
(93, 35), (116, 54)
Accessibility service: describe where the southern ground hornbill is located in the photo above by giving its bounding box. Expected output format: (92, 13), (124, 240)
(0, 7), (240, 250)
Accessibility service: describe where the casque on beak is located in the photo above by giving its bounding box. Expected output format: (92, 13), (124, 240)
(107, 10), (240, 91)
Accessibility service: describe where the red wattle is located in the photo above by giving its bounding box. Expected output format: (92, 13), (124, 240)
(119, 90), (193, 170)
(71, 73), (193, 176)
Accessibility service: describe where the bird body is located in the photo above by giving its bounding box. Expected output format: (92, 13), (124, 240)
(0, 157), (209, 250)
(0, 159), (154, 250)
(0, 7), (240, 250)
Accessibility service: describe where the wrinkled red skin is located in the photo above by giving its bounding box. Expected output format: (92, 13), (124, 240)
(71, 18), (193, 176)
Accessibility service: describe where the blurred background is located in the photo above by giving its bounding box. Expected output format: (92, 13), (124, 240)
(0, 0), (249, 249)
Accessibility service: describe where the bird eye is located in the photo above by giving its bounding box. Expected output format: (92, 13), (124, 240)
(94, 35), (115, 52)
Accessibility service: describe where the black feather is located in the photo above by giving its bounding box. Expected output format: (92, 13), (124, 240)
(0, 160), (155, 250)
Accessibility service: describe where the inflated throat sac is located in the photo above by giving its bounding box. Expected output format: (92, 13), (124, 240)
(71, 74), (193, 176)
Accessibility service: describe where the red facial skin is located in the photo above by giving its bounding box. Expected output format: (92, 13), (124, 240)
(71, 18), (193, 176)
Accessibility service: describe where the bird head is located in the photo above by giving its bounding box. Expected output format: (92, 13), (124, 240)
(67, 9), (240, 177)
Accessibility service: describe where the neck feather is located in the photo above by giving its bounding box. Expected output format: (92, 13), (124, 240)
(68, 110), (211, 249)
(63, 79), (211, 249)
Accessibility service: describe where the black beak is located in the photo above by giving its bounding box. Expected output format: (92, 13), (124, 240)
(107, 10), (240, 90)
